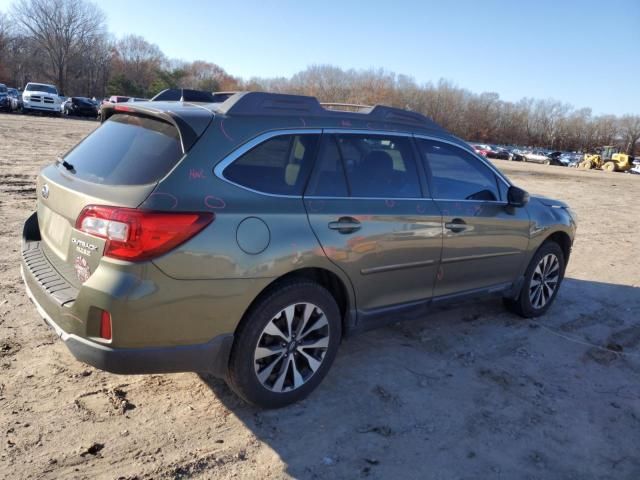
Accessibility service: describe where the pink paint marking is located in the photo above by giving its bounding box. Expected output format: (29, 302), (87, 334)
(341, 120), (352, 127)
(148, 192), (178, 210)
(220, 120), (234, 142)
(300, 117), (307, 126)
(385, 199), (396, 208)
(189, 168), (206, 180)
(204, 195), (227, 209)
(416, 203), (426, 214)
(307, 200), (325, 213)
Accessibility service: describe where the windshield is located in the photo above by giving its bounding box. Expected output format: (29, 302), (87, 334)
(26, 84), (58, 94)
(62, 114), (183, 186)
(0, 85), (7, 94)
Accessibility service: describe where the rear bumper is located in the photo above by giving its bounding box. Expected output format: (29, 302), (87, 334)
(21, 265), (233, 376)
(20, 210), (235, 377)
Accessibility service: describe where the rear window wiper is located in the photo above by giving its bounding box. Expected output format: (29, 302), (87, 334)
(56, 157), (75, 171)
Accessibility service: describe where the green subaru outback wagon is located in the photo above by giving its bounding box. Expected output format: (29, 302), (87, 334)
(21, 92), (576, 408)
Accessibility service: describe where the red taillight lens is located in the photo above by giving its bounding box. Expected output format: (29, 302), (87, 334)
(76, 206), (214, 261)
(100, 310), (112, 340)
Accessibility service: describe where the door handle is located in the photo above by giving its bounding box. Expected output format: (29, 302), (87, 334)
(328, 217), (361, 234)
(444, 218), (468, 233)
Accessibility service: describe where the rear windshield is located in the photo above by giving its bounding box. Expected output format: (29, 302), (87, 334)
(62, 114), (183, 185)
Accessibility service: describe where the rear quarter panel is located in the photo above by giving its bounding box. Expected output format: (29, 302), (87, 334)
(141, 118), (355, 300)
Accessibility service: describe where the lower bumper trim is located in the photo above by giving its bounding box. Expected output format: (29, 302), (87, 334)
(22, 265), (233, 377)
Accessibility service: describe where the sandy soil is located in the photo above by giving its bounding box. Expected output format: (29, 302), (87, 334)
(1, 113), (639, 479)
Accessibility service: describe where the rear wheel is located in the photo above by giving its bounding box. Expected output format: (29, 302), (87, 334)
(228, 280), (342, 408)
(602, 162), (616, 172)
(504, 241), (565, 318)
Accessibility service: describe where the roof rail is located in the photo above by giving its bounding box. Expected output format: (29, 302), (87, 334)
(320, 102), (372, 113)
(217, 92), (325, 116)
(216, 92), (443, 130)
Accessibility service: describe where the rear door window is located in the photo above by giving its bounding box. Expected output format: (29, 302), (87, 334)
(62, 114), (183, 186)
(224, 134), (320, 195)
(336, 134), (422, 198)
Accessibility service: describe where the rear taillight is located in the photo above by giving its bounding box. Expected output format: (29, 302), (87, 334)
(76, 206), (214, 261)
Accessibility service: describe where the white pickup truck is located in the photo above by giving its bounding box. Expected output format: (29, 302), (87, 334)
(22, 82), (63, 115)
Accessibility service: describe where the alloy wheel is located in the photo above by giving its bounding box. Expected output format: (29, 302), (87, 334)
(529, 253), (560, 309)
(254, 302), (330, 393)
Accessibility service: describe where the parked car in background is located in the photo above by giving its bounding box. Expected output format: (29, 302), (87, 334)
(127, 97), (149, 102)
(472, 144), (491, 156)
(0, 83), (11, 112)
(506, 148), (526, 161)
(521, 150), (564, 165)
(558, 152), (582, 167)
(7, 88), (23, 111)
(22, 82), (63, 115)
(62, 97), (99, 118)
(21, 91), (576, 408)
(487, 146), (513, 160)
(107, 95), (131, 104)
(98, 95), (131, 121)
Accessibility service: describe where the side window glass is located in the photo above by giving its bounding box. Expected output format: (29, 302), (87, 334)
(224, 134), (319, 195)
(418, 140), (499, 201)
(305, 136), (348, 197)
(336, 134), (421, 198)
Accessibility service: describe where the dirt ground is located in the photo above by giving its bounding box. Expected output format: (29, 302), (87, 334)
(1, 113), (639, 480)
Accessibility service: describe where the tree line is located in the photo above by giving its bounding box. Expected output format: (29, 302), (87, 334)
(1, 0), (638, 154)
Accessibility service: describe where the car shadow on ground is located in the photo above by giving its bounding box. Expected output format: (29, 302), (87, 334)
(199, 277), (640, 479)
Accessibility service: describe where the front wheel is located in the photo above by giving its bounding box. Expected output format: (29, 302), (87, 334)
(228, 280), (342, 408)
(504, 241), (565, 318)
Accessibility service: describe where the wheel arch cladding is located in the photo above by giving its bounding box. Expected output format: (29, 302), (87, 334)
(234, 267), (352, 338)
(545, 231), (572, 263)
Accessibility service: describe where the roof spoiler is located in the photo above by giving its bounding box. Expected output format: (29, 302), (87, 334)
(215, 91), (442, 129)
(101, 102), (213, 152)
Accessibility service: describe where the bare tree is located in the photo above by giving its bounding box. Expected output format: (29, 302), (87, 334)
(10, 0), (105, 93)
(0, 11), (9, 52)
(618, 115), (640, 155)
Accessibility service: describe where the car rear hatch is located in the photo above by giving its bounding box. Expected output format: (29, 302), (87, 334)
(33, 102), (214, 289)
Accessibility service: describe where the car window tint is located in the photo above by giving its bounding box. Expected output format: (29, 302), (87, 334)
(336, 134), (421, 198)
(62, 114), (182, 186)
(305, 136), (348, 197)
(418, 140), (499, 201)
(224, 134), (319, 195)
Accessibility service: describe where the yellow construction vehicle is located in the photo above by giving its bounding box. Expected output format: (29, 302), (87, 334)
(578, 146), (634, 172)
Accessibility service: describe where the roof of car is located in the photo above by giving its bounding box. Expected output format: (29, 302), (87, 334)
(104, 91), (467, 152)
(212, 92), (446, 132)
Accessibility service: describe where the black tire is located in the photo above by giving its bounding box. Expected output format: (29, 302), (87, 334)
(228, 280), (342, 408)
(504, 241), (566, 318)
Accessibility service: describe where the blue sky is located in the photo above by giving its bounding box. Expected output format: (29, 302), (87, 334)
(2, 0), (638, 114)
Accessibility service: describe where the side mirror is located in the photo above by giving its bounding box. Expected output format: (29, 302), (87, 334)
(507, 185), (529, 207)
